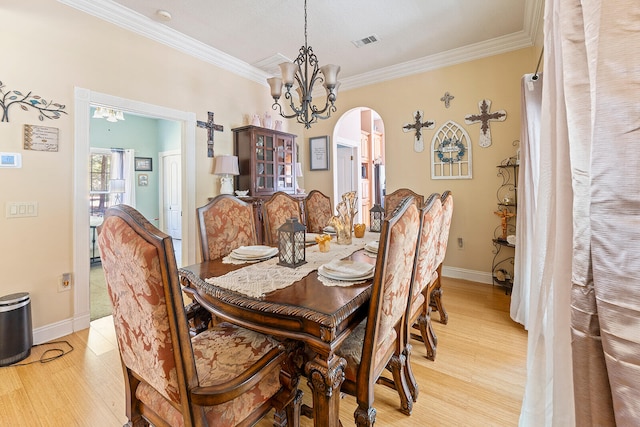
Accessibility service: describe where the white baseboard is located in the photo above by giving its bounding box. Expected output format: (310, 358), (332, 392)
(442, 265), (493, 284)
(32, 318), (75, 345)
(33, 314), (91, 345)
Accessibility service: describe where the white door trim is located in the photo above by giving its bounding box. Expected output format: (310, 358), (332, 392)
(73, 87), (197, 331)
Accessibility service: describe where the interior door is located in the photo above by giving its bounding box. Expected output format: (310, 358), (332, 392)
(163, 154), (182, 239)
(336, 145), (359, 218)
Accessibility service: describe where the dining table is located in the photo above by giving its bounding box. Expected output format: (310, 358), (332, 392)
(178, 233), (380, 427)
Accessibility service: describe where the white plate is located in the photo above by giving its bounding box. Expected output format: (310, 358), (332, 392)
(364, 241), (379, 254)
(230, 246), (278, 260)
(323, 226), (336, 235)
(318, 265), (374, 282)
(319, 260), (374, 279)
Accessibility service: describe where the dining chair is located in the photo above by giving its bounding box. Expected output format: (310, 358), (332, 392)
(431, 190), (454, 324)
(334, 196), (420, 424)
(98, 204), (301, 427)
(398, 193), (443, 404)
(303, 190), (333, 233)
(384, 188), (424, 216)
(262, 191), (303, 246)
(197, 194), (259, 261)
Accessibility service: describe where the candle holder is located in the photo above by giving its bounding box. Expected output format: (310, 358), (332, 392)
(278, 217), (306, 268)
(369, 204), (384, 232)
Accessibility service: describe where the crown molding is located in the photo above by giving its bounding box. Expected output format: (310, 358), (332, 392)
(58, 0), (270, 84)
(59, 0), (542, 92)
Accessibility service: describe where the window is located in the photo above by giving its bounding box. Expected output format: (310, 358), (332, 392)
(90, 149), (112, 216)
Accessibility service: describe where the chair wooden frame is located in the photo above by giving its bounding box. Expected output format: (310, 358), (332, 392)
(384, 188), (425, 216)
(262, 191), (303, 246)
(336, 196), (420, 425)
(98, 205), (301, 427)
(430, 190), (453, 324)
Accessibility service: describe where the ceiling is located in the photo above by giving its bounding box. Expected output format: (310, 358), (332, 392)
(61, 0), (544, 91)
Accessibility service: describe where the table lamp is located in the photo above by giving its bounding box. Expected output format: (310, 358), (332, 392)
(213, 155), (239, 195)
(295, 162), (304, 193)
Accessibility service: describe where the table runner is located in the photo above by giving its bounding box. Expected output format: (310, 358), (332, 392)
(204, 233), (380, 297)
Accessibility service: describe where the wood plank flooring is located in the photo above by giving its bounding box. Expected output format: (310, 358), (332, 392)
(0, 278), (526, 426)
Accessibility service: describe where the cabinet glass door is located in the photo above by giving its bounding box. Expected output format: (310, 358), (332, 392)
(255, 134), (275, 192)
(276, 136), (295, 192)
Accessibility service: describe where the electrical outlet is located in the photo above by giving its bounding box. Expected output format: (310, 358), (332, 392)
(457, 237), (464, 249)
(59, 273), (72, 292)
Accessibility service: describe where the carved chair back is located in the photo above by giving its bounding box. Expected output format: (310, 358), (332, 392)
(197, 195), (258, 261)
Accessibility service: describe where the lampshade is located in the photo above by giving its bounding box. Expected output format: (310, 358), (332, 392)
(213, 155), (239, 176)
(296, 162), (303, 177)
(109, 179), (126, 194)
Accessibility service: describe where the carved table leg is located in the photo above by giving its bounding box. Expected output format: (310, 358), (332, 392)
(304, 354), (346, 427)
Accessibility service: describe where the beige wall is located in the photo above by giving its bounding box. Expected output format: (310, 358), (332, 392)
(303, 47), (539, 275)
(1, 0), (539, 336)
(0, 0), (304, 331)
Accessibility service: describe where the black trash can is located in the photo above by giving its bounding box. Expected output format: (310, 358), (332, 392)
(0, 292), (33, 366)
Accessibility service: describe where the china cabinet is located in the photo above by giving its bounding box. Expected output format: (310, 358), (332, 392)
(233, 125), (297, 197)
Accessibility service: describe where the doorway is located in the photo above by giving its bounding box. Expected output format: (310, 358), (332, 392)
(73, 88), (197, 331)
(332, 107), (386, 225)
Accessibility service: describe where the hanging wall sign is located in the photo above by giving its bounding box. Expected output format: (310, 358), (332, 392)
(431, 120), (472, 180)
(23, 124), (59, 152)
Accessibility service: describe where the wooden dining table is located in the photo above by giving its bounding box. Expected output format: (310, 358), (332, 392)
(178, 245), (377, 427)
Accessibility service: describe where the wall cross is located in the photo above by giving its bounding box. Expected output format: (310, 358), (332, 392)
(197, 111), (223, 157)
(402, 110), (435, 153)
(440, 91), (455, 108)
(464, 99), (506, 148)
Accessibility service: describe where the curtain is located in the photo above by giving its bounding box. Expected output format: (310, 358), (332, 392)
(122, 149), (136, 207)
(520, 0), (640, 425)
(110, 149), (136, 207)
(511, 73), (543, 328)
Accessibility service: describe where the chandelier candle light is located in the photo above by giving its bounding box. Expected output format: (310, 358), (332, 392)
(213, 155), (239, 195)
(267, 0), (340, 129)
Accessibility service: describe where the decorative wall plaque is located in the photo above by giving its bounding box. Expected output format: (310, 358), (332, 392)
(23, 124), (59, 152)
(431, 120), (472, 180)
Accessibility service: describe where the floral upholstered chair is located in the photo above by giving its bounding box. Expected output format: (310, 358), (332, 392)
(263, 192), (303, 246)
(431, 190), (454, 324)
(197, 195), (258, 261)
(303, 190), (333, 233)
(396, 193), (443, 405)
(333, 196), (420, 423)
(384, 188), (425, 216)
(98, 205), (301, 427)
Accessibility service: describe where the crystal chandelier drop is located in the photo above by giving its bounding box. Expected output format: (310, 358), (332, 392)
(267, 0), (340, 129)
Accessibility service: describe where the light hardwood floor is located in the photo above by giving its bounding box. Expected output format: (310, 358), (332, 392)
(0, 278), (527, 426)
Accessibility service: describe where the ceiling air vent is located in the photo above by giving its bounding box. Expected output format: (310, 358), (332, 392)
(352, 34), (380, 48)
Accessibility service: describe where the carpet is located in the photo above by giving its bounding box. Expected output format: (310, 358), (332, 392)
(90, 265), (112, 321)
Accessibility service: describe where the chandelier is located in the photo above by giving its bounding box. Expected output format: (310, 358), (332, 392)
(92, 106), (125, 122)
(267, 0), (340, 129)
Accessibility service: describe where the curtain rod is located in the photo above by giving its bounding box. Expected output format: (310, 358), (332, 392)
(532, 48), (544, 81)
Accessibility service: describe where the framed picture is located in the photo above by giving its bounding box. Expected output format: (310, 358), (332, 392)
(309, 136), (329, 171)
(137, 174), (148, 186)
(134, 157), (152, 171)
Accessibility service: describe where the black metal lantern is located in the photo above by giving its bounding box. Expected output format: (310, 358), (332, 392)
(278, 217), (307, 268)
(369, 204), (384, 232)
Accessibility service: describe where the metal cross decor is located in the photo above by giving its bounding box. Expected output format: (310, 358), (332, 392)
(402, 110), (435, 153)
(440, 91), (455, 108)
(464, 99), (506, 148)
(197, 111), (223, 157)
